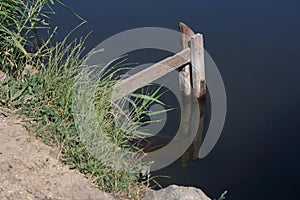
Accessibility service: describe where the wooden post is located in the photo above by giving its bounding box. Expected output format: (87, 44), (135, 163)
(179, 22), (195, 96)
(108, 22), (208, 164)
(178, 24), (207, 163)
(190, 33), (206, 99)
(178, 22), (194, 138)
(113, 22), (206, 101)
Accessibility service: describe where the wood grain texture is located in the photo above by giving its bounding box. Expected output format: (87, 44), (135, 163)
(179, 22), (195, 96)
(190, 34), (205, 98)
(112, 48), (191, 100)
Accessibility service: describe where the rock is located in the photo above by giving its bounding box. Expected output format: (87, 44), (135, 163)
(143, 185), (211, 200)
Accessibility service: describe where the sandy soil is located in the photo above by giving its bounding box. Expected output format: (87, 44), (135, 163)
(0, 108), (118, 200)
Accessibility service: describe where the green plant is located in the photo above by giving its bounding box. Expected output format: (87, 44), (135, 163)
(0, 1), (168, 198)
(216, 190), (227, 200)
(0, 0), (51, 75)
(0, 0), (84, 76)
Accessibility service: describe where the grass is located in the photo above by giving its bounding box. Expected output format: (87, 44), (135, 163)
(0, 1), (163, 199)
(217, 191), (227, 200)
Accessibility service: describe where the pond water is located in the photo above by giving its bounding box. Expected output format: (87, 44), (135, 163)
(51, 0), (300, 199)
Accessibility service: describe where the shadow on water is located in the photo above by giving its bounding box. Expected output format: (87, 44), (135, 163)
(136, 90), (209, 189)
(135, 88), (207, 169)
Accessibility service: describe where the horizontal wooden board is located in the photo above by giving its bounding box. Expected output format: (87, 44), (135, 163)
(112, 48), (191, 100)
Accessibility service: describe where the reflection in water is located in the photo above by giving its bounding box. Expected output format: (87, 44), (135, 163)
(139, 91), (206, 168)
(180, 96), (206, 167)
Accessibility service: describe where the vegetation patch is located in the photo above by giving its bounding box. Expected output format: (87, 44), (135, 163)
(0, 0), (161, 198)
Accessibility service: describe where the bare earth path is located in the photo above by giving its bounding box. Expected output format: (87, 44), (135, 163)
(0, 110), (116, 200)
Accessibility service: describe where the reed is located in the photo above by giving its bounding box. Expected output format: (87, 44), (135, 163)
(0, 1), (164, 198)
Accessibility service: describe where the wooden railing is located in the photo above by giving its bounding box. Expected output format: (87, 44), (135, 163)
(113, 22), (206, 100)
(112, 23), (207, 165)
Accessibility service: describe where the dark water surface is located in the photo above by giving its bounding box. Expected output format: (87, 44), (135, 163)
(52, 0), (300, 199)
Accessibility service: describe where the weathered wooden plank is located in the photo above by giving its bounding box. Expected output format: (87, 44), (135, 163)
(112, 48), (191, 100)
(179, 22), (195, 49)
(190, 33), (205, 99)
(179, 22), (195, 96)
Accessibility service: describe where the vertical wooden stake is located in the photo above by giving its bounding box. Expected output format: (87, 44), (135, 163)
(190, 33), (206, 99)
(179, 22), (194, 95)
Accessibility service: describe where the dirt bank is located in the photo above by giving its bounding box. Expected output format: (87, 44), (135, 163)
(0, 109), (119, 200)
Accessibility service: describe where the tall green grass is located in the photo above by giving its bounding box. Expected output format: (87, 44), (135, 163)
(0, 1), (163, 198)
(0, 0), (53, 75)
(0, 0), (83, 75)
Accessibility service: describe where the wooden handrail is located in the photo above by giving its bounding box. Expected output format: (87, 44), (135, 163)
(112, 22), (206, 100)
(112, 48), (191, 100)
